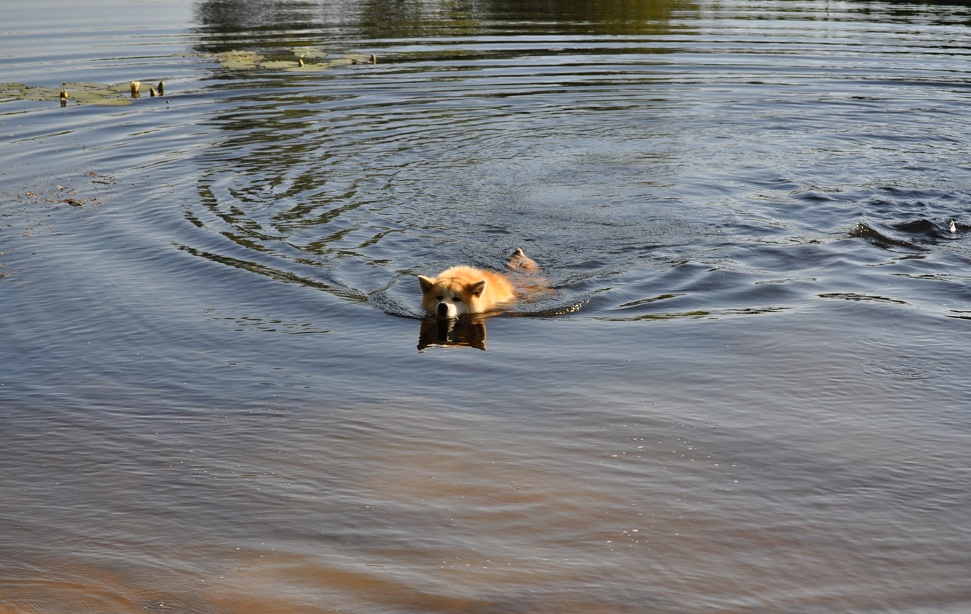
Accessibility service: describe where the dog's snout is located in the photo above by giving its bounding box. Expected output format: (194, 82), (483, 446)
(437, 303), (449, 316)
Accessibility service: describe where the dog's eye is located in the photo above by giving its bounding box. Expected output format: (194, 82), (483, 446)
(436, 295), (443, 300)
(454, 297), (462, 302)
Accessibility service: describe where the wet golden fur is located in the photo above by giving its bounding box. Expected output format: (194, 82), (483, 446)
(418, 248), (539, 318)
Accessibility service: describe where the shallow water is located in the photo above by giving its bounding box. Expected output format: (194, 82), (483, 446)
(2, 0), (971, 612)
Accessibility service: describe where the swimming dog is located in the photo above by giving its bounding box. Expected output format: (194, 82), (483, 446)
(418, 248), (539, 318)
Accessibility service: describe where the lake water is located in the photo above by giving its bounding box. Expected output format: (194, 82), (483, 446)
(2, 0), (970, 611)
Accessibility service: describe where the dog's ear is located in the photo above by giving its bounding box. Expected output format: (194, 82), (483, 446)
(468, 280), (486, 297)
(418, 275), (436, 294)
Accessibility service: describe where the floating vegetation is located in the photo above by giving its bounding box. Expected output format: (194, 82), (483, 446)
(0, 44), (376, 108)
(3, 172), (113, 250)
(23, 173), (113, 208)
(0, 81), (157, 106)
(213, 48), (377, 72)
(214, 50), (265, 70)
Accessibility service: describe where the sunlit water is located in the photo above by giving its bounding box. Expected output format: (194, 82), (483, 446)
(2, 0), (970, 612)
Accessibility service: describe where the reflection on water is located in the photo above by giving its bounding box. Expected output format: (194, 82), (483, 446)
(194, 0), (691, 46)
(418, 315), (488, 350)
(3, 0), (971, 612)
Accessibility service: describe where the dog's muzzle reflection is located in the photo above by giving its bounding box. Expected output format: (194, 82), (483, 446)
(418, 316), (487, 351)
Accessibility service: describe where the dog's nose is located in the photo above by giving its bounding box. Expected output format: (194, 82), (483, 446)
(437, 303), (449, 316)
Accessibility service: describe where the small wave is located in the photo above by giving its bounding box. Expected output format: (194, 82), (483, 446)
(848, 222), (923, 250)
(819, 292), (907, 304)
(369, 289), (424, 320)
(859, 358), (953, 380)
(371, 288), (588, 320)
(850, 217), (964, 251)
(510, 301), (588, 318)
(892, 218), (963, 241)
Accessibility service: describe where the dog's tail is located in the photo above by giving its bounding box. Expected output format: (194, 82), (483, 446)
(507, 247), (539, 272)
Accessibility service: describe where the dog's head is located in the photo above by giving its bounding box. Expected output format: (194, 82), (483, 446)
(418, 274), (487, 318)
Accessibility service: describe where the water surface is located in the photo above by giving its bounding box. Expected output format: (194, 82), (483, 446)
(2, 0), (970, 612)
